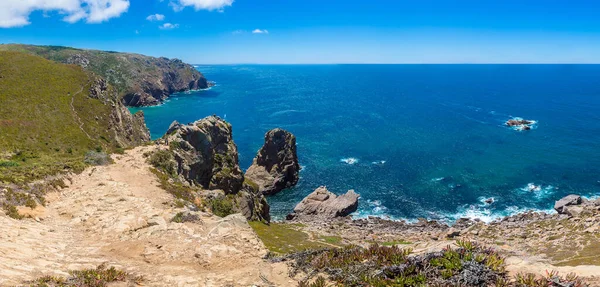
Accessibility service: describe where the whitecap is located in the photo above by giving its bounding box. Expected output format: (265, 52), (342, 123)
(340, 157), (359, 165)
(371, 160), (386, 165)
(431, 177), (446, 182)
(518, 183), (555, 200)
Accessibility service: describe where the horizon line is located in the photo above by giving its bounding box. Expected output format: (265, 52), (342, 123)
(192, 62), (600, 65)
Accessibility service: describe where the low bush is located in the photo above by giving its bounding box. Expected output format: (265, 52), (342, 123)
(148, 150), (177, 176)
(209, 195), (235, 218)
(84, 151), (111, 166)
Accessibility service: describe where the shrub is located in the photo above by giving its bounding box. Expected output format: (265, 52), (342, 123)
(2, 203), (23, 220)
(28, 264), (143, 287)
(148, 150), (177, 176)
(171, 212), (201, 223)
(209, 196), (235, 217)
(0, 160), (19, 167)
(84, 151), (111, 166)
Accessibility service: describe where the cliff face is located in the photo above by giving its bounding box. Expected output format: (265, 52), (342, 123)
(161, 116), (270, 222)
(89, 77), (150, 146)
(0, 44), (209, 107)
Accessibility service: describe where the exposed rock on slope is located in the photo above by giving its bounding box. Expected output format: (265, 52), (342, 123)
(288, 186), (359, 219)
(0, 44), (209, 107)
(161, 116), (270, 221)
(0, 147), (290, 286)
(554, 194), (583, 215)
(90, 77), (150, 147)
(245, 128), (300, 195)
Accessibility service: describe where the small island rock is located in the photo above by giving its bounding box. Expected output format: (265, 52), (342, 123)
(245, 128), (300, 195)
(290, 186), (359, 219)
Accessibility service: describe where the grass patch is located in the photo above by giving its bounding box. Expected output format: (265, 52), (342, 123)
(320, 235), (343, 245)
(2, 203), (23, 219)
(27, 264), (143, 287)
(249, 221), (330, 254)
(0, 51), (124, 185)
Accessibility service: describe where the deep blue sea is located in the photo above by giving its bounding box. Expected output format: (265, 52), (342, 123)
(131, 65), (600, 222)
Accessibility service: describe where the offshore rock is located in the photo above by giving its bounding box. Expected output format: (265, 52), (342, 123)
(245, 128), (300, 195)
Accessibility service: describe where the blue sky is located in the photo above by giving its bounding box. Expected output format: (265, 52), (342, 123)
(1, 0), (600, 64)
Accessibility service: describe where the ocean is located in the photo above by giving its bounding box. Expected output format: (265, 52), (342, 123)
(130, 65), (600, 222)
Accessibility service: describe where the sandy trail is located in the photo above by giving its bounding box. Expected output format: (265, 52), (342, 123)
(0, 146), (292, 286)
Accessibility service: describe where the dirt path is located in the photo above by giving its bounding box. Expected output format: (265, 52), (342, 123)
(0, 146), (293, 286)
(69, 84), (92, 140)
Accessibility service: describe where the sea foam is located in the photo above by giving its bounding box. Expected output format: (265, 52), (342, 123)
(341, 157), (359, 165)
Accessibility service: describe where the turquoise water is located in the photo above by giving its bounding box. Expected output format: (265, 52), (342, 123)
(131, 65), (600, 222)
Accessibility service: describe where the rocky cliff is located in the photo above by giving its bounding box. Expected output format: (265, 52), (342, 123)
(89, 77), (150, 147)
(245, 128), (300, 195)
(0, 44), (209, 107)
(160, 116), (270, 221)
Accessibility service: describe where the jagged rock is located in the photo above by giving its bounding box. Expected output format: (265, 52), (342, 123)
(554, 195), (582, 214)
(163, 116), (243, 194)
(446, 228), (461, 238)
(506, 119), (534, 126)
(290, 186), (359, 219)
(89, 77), (150, 147)
(245, 129), (300, 196)
(237, 183), (271, 222)
(161, 116), (270, 222)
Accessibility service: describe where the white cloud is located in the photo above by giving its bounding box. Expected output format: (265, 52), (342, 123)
(231, 29), (245, 35)
(159, 23), (179, 30)
(0, 0), (130, 28)
(170, 0), (233, 12)
(252, 29), (268, 34)
(146, 14), (165, 21)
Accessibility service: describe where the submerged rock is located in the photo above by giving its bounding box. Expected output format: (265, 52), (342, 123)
(554, 194), (582, 214)
(289, 186), (359, 219)
(245, 128), (300, 195)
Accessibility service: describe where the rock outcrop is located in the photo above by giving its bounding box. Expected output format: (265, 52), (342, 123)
(162, 116), (270, 221)
(245, 129), (300, 195)
(506, 118), (535, 131)
(288, 186), (359, 219)
(163, 116), (243, 194)
(554, 194), (583, 215)
(89, 77), (150, 147)
(0, 44), (210, 107)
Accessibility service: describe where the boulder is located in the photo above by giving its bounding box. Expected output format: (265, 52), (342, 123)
(290, 186), (359, 219)
(554, 194), (582, 214)
(245, 128), (300, 195)
(163, 116), (243, 194)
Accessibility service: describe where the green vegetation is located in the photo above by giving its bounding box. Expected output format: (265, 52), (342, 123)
(148, 149), (177, 176)
(209, 195), (236, 217)
(287, 240), (587, 287)
(320, 235), (343, 245)
(171, 211), (201, 223)
(149, 168), (198, 204)
(0, 44), (201, 103)
(27, 264), (143, 287)
(0, 51), (121, 185)
(249, 221), (331, 254)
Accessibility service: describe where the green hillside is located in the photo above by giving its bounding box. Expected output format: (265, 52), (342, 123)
(0, 44), (208, 106)
(0, 51), (121, 184)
